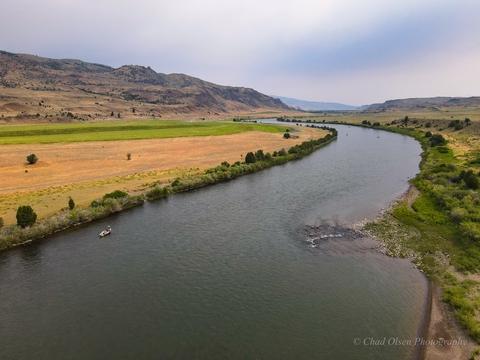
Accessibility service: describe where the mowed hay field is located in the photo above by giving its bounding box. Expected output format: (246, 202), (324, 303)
(0, 120), (324, 224)
(0, 120), (284, 144)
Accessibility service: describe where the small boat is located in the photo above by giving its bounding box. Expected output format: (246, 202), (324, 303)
(99, 226), (112, 238)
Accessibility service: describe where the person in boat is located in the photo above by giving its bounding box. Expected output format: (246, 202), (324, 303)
(99, 226), (112, 237)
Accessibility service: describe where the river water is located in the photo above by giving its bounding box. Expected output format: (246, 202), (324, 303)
(0, 123), (426, 359)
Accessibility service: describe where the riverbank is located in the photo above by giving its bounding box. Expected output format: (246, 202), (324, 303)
(278, 117), (480, 359)
(0, 127), (337, 251)
(0, 122), (322, 224)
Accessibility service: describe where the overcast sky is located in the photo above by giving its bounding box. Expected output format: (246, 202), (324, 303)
(1, 0), (479, 104)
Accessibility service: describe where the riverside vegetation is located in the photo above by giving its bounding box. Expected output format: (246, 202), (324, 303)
(0, 127), (337, 251)
(279, 116), (480, 346)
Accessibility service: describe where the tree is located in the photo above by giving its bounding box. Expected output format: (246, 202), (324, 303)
(429, 134), (446, 147)
(245, 152), (256, 164)
(26, 153), (38, 164)
(103, 190), (128, 200)
(425, 131), (432, 138)
(127, 153), (132, 160)
(117, 113), (121, 118)
(463, 170), (479, 190)
(278, 148), (287, 156)
(68, 197), (75, 210)
(16, 205), (37, 228)
(111, 111), (114, 117)
(0, 217), (4, 229)
(255, 149), (265, 161)
(283, 132), (291, 139)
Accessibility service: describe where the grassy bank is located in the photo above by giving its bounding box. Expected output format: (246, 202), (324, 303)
(280, 117), (480, 346)
(0, 127), (337, 251)
(0, 120), (284, 144)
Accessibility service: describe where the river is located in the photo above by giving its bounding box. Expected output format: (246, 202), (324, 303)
(0, 123), (426, 359)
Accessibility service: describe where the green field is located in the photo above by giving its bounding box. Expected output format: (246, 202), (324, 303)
(0, 120), (285, 144)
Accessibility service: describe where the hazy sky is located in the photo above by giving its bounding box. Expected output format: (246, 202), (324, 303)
(1, 0), (479, 104)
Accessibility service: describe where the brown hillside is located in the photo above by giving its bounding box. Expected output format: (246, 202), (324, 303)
(0, 50), (290, 122)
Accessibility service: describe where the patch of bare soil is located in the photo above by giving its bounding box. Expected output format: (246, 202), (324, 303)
(424, 285), (476, 360)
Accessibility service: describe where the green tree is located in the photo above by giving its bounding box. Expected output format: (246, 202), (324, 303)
(429, 134), (446, 147)
(0, 217), (4, 229)
(283, 132), (291, 139)
(26, 153), (38, 164)
(103, 190), (128, 200)
(16, 205), (37, 228)
(255, 150), (265, 161)
(245, 152), (256, 164)
(463, 171), (479, 190)
(68, 197), (75, 210)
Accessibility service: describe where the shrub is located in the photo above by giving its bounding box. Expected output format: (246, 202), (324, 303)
(171, 178), (181, 187)
(460, 222), (480, 241)
(146, 185), (170, 200)
(245, 152), (256, 164)
(450, 207), (468, 223)
(425, 131), (432, 138)
(463, 171), (479, 190)
(90, 200), (102, 208)
(283, 132), (291, 139)
(16, 205), (37, 228)
(26, 153), (38, 164)
(103, 198), (122, 212)
(127, 153), (131, 160)
(429, 134), (446, 147)
(0, 217), (3, 229)
(255, 150), (265, 161)
(68, 197), (75, 210)
(103, 190), (128, 200)
(278, 148), (287, 156)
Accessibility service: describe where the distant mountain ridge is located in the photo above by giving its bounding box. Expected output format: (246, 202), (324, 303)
(273, 96), (359, 111)
(363, 97), (480, 112)
(0, 50), (289, 121)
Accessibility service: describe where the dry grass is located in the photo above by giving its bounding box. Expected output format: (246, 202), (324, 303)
(0, 127), (323, 224)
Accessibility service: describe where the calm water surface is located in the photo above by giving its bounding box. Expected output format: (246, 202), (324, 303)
(0, 124), (426, 359)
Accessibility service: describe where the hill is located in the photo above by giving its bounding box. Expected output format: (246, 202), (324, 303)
(274, 95), (358, 111)
(0, 50), (289, 122)
(363, 97), (480, 112)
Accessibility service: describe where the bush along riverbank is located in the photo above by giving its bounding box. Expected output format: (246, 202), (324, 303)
(0, 128), (337, 251)
(282, 118), (480, 348)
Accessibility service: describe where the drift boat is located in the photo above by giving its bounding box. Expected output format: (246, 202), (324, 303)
(99, 226), (112, 238)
